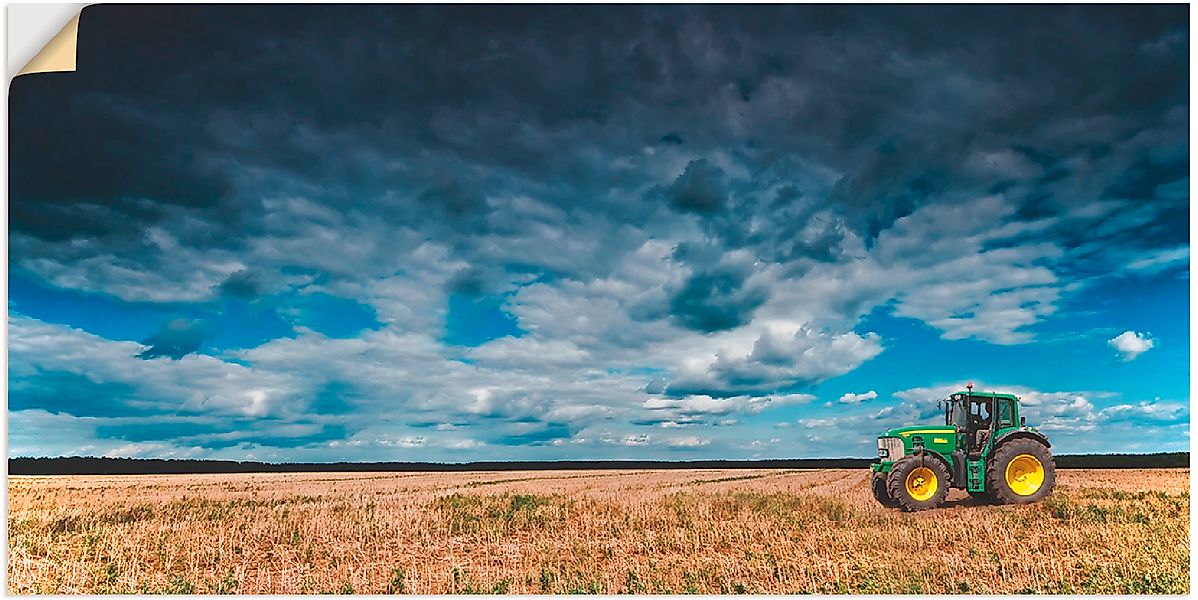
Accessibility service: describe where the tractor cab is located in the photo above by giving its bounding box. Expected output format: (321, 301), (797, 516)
(943, 389), (1024, 458)
(869, 382), (1055, 511)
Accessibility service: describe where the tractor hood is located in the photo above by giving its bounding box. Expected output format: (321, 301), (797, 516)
(877, 425), (956, 439)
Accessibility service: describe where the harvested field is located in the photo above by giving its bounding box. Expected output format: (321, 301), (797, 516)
(7, 468), (1189, 594)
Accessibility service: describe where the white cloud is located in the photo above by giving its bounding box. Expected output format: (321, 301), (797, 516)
(13, 293), (1185, 462)
(642, 392), (813, 421)
(1108, 330), (1155, 361)
(665, 327), (883, 396)
(103, 442), (208, 459)
(602, 434), (650, 447)
(838, 390), (877, 404)
(441, 439), (486, 450)
(664, 436), (710, 448)
(377, 436), (426, 448)
(1099, 400), (1187, 425)
(8, 314), (307, 419)
(1125, 246), (1188, 273)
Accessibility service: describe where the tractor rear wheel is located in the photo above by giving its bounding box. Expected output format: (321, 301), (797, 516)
(986, 438), (1055, 504)
(871, 472), (899, 508)
(886, 455), (949, 511)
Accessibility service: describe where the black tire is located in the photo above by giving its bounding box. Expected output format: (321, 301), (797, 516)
(871, 472), (899, 508)
(886, 455), (950, 512)
(986, 438), (1055, 505)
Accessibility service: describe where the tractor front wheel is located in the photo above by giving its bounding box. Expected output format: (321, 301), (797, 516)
(871, 472), (899, 508)
(986, 438), (1056, 504)
(886, 455), (949, 511)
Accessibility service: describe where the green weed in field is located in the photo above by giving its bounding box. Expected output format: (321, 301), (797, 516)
(386, 568), (407, 594)
(211, 569), (238, 594)
(163, 575), (195, 594)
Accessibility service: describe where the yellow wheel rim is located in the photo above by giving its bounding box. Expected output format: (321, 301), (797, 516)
(904, 466), (938, 502)
(1005, 454), (1045, 496)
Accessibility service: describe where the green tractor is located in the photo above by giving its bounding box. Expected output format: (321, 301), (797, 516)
(870, 383), (1055, 511)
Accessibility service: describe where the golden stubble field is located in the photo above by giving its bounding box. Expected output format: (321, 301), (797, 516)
(7, 468), (1189, 594)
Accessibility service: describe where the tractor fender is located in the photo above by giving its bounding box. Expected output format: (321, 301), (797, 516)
(988, 429), (1051, 457)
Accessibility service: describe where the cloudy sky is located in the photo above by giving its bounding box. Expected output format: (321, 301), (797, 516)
(8, 5), (1189, 461)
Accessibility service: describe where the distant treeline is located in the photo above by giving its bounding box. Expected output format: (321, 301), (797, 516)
(7, 452), (1189, 475)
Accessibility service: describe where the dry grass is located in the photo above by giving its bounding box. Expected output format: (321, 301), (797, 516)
(7, 468), (1189, 594)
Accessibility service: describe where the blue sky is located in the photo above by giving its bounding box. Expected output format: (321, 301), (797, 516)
(7, 5), (1189, 461)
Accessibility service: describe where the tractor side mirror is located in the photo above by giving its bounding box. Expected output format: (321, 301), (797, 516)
(1021, 416), (1026, 427)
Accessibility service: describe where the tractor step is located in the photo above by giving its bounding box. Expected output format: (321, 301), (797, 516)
(966, 459), (985, 492)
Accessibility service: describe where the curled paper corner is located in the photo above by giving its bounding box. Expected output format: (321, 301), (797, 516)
(17, 11), (81, 76)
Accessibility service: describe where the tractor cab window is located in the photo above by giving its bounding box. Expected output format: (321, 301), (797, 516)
(997, 398), (1015, 428)
(947, 394), (969, 429)
(968, 398), (991, 430)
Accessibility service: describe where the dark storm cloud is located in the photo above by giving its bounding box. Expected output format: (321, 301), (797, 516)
(12, 5), (1187, 282)
(666, 265), (768, 333)
(445, 265), (508, 297)
(138, 318), (208, 360)
(492, 422), (573, 446)
(664, 159), (727, 216)
(216, 270), (266, 300)
(628, 241), (770, 333)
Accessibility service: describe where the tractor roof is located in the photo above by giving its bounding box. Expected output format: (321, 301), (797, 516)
(953, 390), (1020, 401)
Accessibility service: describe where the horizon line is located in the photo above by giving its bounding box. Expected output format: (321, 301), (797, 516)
(11, 450), (1189, 464)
